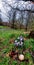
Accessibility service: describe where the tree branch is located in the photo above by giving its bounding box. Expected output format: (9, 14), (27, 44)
(3, 1), (34, 13)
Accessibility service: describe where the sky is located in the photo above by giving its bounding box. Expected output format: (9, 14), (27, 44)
(0, 0), (34, 26)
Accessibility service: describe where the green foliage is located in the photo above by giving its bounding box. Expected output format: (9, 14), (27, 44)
(9, 34), (15, 38)
(24, 40), (31, 49)
(30, 39), (34, 51)
(21, 33), (29, 37)
(20, 62), (26, 65)
(0, 26), (34, 65)
(25, 52), (31, 60)
(11, 60), (17, 65)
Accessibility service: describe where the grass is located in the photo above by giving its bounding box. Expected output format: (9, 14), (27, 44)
(0, 26), (34, 65)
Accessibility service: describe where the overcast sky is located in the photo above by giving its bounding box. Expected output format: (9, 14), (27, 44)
(0, 0), (34, 25)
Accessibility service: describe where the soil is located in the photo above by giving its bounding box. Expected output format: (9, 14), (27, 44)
(9, 38), (15, 43)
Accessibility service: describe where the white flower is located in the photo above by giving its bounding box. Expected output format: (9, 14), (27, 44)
(19, 42), (23, 46)
(15, 40), (17, 43)
(20, 36), (24, 42)
(17, 37), (20, 40)
(15, 42), (19, 46)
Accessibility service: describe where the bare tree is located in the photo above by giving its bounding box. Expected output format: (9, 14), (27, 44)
(0, 18), (2, 25)
(25, 12), (31, 31)
(1, 1), (34, 30)
(0, 10), (2, 25)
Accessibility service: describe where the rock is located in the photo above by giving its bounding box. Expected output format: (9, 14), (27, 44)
(18, 54), (24, 61)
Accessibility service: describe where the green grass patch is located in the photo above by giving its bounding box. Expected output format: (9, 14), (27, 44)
(0, 26), (34, 65)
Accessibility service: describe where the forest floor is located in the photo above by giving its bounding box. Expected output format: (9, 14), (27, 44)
(0, 26), (34, 65)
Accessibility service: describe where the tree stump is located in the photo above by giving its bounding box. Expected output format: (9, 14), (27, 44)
(28, 31), (34, 39)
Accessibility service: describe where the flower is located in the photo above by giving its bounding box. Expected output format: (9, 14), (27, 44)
(20, 36), (24, 42)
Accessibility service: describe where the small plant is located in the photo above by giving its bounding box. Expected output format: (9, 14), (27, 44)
(11, 60), (17, 65)
(9, 34), (15, 38)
